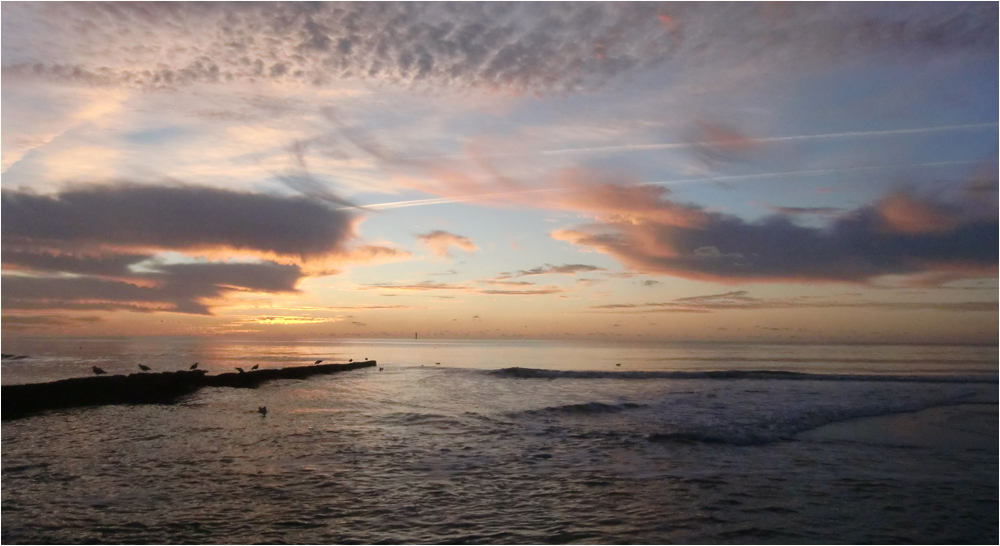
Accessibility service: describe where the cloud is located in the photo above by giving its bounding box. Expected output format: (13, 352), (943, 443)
(0, 183), (410, 315)
(875, 192), (961, 234)
(2, 261), (303, 315)
(2, 184), (357, 260)
(357, 281), (468, 292)
(4, 3), (994, 94)
(769, 206), (846, 218)
(591, 290), (997, 314)
(478, 288), (562, 296)
(479, 280), (537, 287)
(416, 230), (478, 258)
(1, 314), (103, 330)
(357, 280), (562, 296)
(501, 263), (606, 278)
(241, 316), (343, 325)
(552, 186), (998, 284)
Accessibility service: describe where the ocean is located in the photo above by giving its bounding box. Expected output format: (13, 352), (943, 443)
(2, 337), (997, 544)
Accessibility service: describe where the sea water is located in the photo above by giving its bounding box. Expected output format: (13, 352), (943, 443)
(2, 338), (997, 543)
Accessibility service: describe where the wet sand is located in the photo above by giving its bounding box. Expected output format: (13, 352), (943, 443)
(797, 403), (998, 450)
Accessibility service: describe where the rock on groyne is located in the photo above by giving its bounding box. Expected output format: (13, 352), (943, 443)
(2, 360), (376, 420)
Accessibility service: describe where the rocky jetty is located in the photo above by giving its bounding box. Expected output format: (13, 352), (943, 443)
(2, 360), (376, 420)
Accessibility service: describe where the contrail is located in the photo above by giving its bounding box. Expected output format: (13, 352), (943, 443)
(414, 122), (997, 159)
(342, 188), (560, 211)
(351, 160), (982, 211)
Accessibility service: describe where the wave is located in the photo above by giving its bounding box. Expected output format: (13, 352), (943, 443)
(490, 367), (996, 383)
(523, 401), (647, 416)
(646, 394), (986, 446)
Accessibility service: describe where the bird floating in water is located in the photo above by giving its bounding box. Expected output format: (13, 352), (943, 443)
(616, 363), (621, 366)
(251, 364), (259, 370)
(315, 359), (323, 364)
(235, 367), (245, 373)
(190, 362), (198, 370)
(138, 364), (151, 372)
(379, 367), (384, 372)
(258, 406), (267, 416)
(435, 362), (441, 365)
(92, 366), (107, 375)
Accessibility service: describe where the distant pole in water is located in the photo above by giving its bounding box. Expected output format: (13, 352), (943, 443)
(190, 362), (198, 370)
(138, 364), (151, 372)
(258, 406), (267, 417)
(92, 366), (107, 375)
(415, 332), (418, 339)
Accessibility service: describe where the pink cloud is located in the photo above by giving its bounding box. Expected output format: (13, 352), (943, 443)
(416, 230), (478, 258)
(876, 192), (959, 234)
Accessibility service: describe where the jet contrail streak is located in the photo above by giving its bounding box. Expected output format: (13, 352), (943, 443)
(415, 123), (997, 159)
(352, 160), (982, 211)
(342, 188), (560, 211)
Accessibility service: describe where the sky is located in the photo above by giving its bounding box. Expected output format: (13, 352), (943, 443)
(1, 2), (997, 344)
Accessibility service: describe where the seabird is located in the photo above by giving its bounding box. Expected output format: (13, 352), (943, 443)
(349, 358), (353, 362)
(251, 364), (259, 370)
(315, 359), (323, 364)
(379, 367), (384, 372)
(92, 366), (107, 375)
(235, 367), (246, 373)
(190, 362), (199, 370)
(616, 363), (621, 366)
(435, 362), (441, 365)
(138, 364), (151, 372)
(258, 406), (267, 416)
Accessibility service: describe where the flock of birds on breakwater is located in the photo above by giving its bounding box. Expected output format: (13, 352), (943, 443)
(89, 358), (383, 417)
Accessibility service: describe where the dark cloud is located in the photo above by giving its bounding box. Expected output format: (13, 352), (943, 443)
(1, 314), (103, 330)
(769, 206), (846, 218)
(0, 183), (361, 315)
(501, 263), (606, 278)
(357, 281), (467, 292)
(478, 288), (562, 296)
(2, 261), (303, 315)
(1, 250), (153, 276)
(554, 189), (998, 284)
(2, 184), (355, 259)
(592, 290), (997, 314)
(4, 3), (995, 93)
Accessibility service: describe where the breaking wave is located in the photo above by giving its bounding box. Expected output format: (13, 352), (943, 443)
(523, 401), (647, 416)
(491, 367), (996, 383)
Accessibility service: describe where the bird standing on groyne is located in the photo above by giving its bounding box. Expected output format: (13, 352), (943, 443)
(315, 359), (323, 364)
(235, 367), (245, 373)
(251, 364), (259, 370)
(190, 362), (199, 370)
(92, 366), (107, 375)
(138, 365), (151, 372)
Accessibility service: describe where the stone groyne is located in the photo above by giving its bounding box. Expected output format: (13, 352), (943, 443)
(2, 360), (376, 420)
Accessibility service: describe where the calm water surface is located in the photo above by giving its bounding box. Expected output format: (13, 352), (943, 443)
(2, 338), (997, 543)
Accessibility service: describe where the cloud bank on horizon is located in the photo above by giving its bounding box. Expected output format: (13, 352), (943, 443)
(1, 2), (996, 342)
